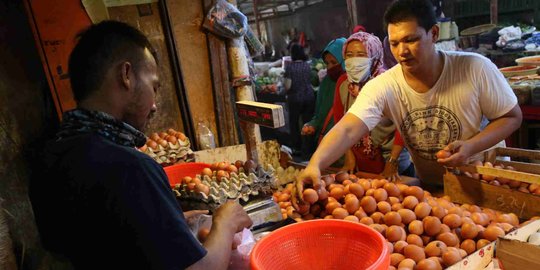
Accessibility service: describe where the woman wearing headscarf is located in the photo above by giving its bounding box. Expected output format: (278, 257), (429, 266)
(333, 32), (414, 179)
(302, 38), (346, 151)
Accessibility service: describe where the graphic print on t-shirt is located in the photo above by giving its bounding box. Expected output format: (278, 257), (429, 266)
(401, 106), (462, 160)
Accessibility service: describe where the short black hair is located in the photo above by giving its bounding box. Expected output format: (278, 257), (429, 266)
(68, 20), (156, 103)
(290, 44), (308, 61)
(384, 0), (437, 32)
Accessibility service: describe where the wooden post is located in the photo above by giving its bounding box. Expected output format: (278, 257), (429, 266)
(226, 0), (261, 163)
(346, 0), (358, 33)
(490, 0), (498, 25)
(252, 0), (261, 40)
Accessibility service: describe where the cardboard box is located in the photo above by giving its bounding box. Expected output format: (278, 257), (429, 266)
(496, 219), (540, 270)
(446, 241), (496, 270)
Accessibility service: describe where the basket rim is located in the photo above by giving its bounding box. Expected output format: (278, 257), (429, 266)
(250, 219), (389, 270)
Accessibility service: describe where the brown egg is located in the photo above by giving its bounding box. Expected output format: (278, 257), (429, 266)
(329, 187), (345, 200)
(390, 253), (405, 267)
(384, 211), (403, 226)
(296, 202), (310, 215)
(471, 212), (489, 226)
(416, 259), (440, 270)
(348, 183), (365, 197)
(442, 249), (462, 267)
(415, 202), (433, 219)
(343, 215), (359, 223)
(317, 188), (329, 201)
(425, 240), (447, 257)
(377, 201), (392, 214)
(460, 239), (476, 255)
(360, 196), (377, 214)
(345, 197), (360, 215)
(354, 208), (367, 219)
(325, 201), (342, 214)
(358, 179), (371, 191)
(461, 222), (479, 239)
(216, 170), (229, 180)
(423, 216), (442, 236)
(476, 224), (486, 239)
(421, 235), (433, 246)
(302, 189), (319, 204)
(469, 205), (482, 213)
(443, 214), (463, 229)
(332, 208), (349, 219)
(399, 258), (416, 269)
(394, 240), (408, 254)
(365, 188), (375, 196)
(201, 167), (213, 177)
(477, 239), (492, 250)
(409, 220), (424, 235)
(335, 172), (349, 183)
(404, 186), (425, 201)
(398, 209), (416, 224)
(403, 196), (420, 210)
(342, 180), (353, 187)
(484, 225), (505, 241)
(360, 217), (374, 225)
(387, 225), (404, 242)
(447, 206), (463, 217)
(309, 204), (322, 216)
(371, 212), (384, 224)
(369, 224), (385, 236)
(374, 188), (389, 202)
(440, 224), (451, 234)
(384, 182), (401, 197)
(427, 257), (444, 270)
(437, 232), (459, 247)
(407, 234), (424, 247)
(388, 196), (401, 205)
(392, 203), (404, 211)
(404, 244), (425, 263)
(431, 206), (448, 220)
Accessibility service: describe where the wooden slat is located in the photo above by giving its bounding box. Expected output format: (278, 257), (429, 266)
(495, 147), (540, 160)
(444, 172), (540, 220)
(458, 164), (540, 185)
(499, 160), (540, 175)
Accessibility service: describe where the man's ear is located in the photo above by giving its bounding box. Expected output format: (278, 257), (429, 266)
(430, 24), (440, 43)
(120, 61), (133, 90)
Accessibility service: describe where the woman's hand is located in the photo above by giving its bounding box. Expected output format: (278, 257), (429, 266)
(301, 124), (316, 135)
(381, 161), (400, 182)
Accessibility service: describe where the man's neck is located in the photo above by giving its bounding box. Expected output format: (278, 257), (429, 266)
(403, 51), (444, 93)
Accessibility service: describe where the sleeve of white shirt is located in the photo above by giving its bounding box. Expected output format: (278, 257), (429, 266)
(347, 79), (386, 130)
(476, 56), (518, 120)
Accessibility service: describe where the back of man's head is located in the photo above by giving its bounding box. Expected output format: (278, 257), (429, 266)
(68, 20), (155, 103)
(384, 0), (437, 33)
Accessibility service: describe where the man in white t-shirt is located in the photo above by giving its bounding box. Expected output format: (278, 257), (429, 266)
(295, 0), (522, 193)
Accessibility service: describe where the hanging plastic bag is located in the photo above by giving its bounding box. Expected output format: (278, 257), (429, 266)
(203, 0), (248, 39)
(197, 122), (216, 150)
(244, 26), (264, 57)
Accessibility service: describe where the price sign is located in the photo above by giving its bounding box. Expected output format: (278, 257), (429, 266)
(236, 101), (285, 128)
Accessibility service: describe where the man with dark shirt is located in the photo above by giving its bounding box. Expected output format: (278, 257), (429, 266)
(30, 20), (252, 270)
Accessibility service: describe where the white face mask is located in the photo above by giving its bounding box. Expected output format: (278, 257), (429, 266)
(345, 57), (372, 83)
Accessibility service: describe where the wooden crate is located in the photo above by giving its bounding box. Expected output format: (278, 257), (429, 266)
(444, 147), (540, 220)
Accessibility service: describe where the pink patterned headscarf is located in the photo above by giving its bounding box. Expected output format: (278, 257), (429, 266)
(342, 31), (385, 76)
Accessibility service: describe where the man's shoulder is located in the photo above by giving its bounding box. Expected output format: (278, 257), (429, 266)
(365, 66), (401, 89)
(443, 50), (491, 67)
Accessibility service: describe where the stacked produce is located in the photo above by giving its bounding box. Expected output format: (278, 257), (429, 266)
(173, 160), (276, 209)
(459, 160), (540, 196)
(138, 128), (194, 165)
(273, 172), (535, 269)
